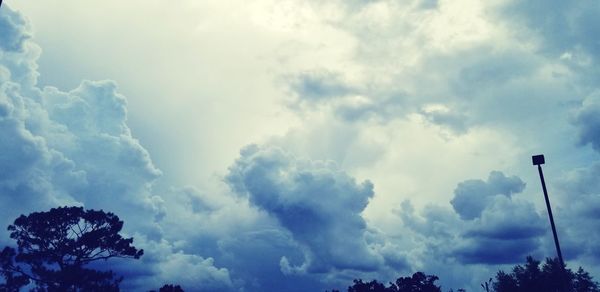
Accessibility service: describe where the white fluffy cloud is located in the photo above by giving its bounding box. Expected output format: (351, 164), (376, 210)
(0, 6), (233, 290)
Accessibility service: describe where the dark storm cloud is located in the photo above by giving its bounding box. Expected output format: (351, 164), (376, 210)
(226, 145), (384, 273)
(454, 196), (545, 264)
(216, 229), (325, 292)
(448, 172), (543, 264)
(454, 237), (540, 264)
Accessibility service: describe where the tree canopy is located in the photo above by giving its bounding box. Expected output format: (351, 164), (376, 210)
(149, 284), (185, 292)
(329, 272), (442, 292)
(330, 256), (599, 292)
(492, 256), (600, 292)
(0, 206), (143, 291)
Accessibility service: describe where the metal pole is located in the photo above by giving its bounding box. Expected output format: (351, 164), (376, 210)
(532, 154), (568, 291)
(536, 164), (565, 267)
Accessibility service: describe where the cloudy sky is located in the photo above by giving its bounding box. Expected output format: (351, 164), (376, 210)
(1, 0), (600, 291)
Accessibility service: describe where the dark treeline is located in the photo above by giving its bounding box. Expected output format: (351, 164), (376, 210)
(1, 207), (599, 292)
(329, 257), (600, 292)
(327, 272), (443, 292)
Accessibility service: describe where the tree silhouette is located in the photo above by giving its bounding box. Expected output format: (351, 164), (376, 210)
(574, 268), (599, 292)
(149, 284), (185, 292)
(330, 256), (599, 292)
(392, 272), (441, 292)
(492, 256), (599, 292)
(0, 206), (143, 291)
(335, 272), (443, 292)
(348, 279), (387, 292)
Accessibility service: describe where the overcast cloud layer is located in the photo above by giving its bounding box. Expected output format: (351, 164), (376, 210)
(2, 1), (600, 291)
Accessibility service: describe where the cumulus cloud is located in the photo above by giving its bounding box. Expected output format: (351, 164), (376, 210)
(0, 7), (31, 52)
(0, 7), (76, 239)
(0, 6), (39, 88)
(279, 0), (586, 148)
(397, 171), (544, 267)
(0, 6), (232, 290)
(112, 238), (234, 292)
(5, 1), (600, 291)
(216, 229), (325, 292)
(155, 186), (303, 291)
(226, 145), (383, 274)
(397, 200), (461, 241)
(455, 196), (546, 264)
(448, 172), (544, 264)
(450, 171), (526, 220)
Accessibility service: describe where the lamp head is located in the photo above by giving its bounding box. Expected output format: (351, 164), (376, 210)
(532, 154), (545, 165)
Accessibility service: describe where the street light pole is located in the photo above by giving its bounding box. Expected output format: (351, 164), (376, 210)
(532, 154), (565, 266)
(532, 154), (567, 290)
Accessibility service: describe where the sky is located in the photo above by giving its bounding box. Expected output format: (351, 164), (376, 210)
(1, 0), (600, 291)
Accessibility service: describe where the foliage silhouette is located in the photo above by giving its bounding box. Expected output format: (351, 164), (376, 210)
(347, 279), (387, 292)
(0, 206), (143, 291)
(328, 272), (442, 292)
(329, 256), (599, 292)
(149, 284), (185, 292)
(393, 272), (441, 292)
(0, 247), (29, 291)
(492, 256), (599, 292)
